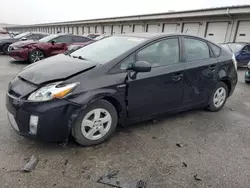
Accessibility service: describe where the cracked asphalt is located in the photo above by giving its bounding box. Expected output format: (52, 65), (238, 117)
(0, 55), (250, 188)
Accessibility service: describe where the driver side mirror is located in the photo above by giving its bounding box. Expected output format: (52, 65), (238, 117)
(127, 61), (151, 80)
(51, 40), (57, 45)
(128, 61), (152, 72)
(20, 37), (27, 41)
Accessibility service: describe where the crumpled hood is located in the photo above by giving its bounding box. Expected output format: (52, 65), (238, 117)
(10, 40), (36, 48)
(18, 54), (98, 85)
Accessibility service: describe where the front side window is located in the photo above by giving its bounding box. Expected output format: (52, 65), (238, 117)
(184, 38), (210, 61)
(120, 55), (134, 70)
(242, 45), (250, 53)
(136, 38), (179, 67)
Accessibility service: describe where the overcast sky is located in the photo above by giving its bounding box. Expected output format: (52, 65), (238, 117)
(0, 0), (249, 25)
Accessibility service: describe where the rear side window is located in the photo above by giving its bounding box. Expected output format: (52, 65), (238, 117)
(209, 43), (221, 57)
(53, 36), (73, 43)
(184, 38), (210, 61)
(72, 36), (92, 43)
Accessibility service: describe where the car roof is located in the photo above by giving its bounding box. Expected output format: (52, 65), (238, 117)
(27, 31), (48, 35)
(223, 42), (249, 45)
(117, 33), (209, 40)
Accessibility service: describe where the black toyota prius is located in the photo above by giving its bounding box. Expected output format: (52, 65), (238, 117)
(6, 33), (238, 146)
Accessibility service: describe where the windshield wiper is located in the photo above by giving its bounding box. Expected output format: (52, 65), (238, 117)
(72, 55), (87, 60)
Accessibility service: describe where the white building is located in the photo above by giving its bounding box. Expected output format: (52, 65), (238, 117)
(5, 5), (250, 43)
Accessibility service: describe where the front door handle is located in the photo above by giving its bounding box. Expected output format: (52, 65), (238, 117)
(172, 73), (183, 82)
(209, 64), (216, 71)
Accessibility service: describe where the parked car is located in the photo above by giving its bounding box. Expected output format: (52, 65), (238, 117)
(94, 35), (110, 41)
(9, 33), (94, 63)
(87, 34), (100, 39)
(244, 61), (250, 83)
(221, 43), (250, 67)
(0, 32), (48, 54)
(6, 33), (238, 146)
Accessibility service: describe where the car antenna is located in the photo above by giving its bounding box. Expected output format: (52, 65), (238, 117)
(29, 30), (39, 41)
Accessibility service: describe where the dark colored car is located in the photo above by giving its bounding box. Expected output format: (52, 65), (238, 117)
(244, 62), (250, 83)
(6, 33), (238, 146)
(221, 43), (250, 66)
(8, 34), (93, 63)
(0, 32), (47, 54)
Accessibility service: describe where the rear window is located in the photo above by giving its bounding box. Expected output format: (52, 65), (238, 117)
(209, 43), (221, 57)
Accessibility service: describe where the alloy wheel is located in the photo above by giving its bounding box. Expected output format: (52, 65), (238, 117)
(80, 108), (112, 140)
(30, 50), (45, 63)
(213, 87), (226, 108)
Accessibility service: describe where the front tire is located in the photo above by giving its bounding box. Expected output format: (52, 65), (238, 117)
(28, 49), (45, 63)
(72, 100), (118, 146)
(2, 43), (10, 54)
(207, 82), (228, 112)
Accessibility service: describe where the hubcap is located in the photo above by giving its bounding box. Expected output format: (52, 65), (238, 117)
(31, 51), (44, 62)
(81, 108), (112, 140)
(213, 87), (226, 108)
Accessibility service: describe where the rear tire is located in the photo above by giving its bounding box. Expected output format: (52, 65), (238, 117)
(245, 80), (250, 84)
(28, 49), (45, 63)
(206, 82), (228, 112)
(72, 100), (118, 146)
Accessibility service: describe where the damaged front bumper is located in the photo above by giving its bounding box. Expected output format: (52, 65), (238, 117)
(6, 93), (80, 142)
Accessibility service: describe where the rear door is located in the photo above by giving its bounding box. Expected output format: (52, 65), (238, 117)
(182, 37), (218, 106)
(126, 37), (185, 119)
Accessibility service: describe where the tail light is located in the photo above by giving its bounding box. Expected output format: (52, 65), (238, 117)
(232, 54), (237, 70)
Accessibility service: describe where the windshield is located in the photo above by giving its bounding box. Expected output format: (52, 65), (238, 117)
(70, 36), (146, 63)
(13, 32), (29, 39)
(39, 34), (58, 42)
(227, 43), (244, 53)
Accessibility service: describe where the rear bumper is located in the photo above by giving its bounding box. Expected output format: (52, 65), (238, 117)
(9, 48), (29, 61)
(5, 93), (80, 142)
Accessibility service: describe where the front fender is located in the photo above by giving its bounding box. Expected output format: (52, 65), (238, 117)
(65, 87), (127, 139)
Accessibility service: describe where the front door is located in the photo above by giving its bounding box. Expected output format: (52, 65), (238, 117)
(181, 37), (218, 105)
(126, 37), (185, 119)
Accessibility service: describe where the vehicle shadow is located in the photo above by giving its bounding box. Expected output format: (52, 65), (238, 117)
(9, 60), (29, 65)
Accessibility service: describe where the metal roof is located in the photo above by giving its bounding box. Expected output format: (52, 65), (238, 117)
(6, 5), (250, 29)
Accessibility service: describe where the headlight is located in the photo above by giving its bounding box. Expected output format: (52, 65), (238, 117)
(28, 82), (79, 101)
(13, 46), (21, 50)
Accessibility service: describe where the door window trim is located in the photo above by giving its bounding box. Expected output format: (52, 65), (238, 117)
(108, 36), (184, 74)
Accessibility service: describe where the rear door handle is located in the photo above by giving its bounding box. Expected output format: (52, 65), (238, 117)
(172, 73), (183, 82)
